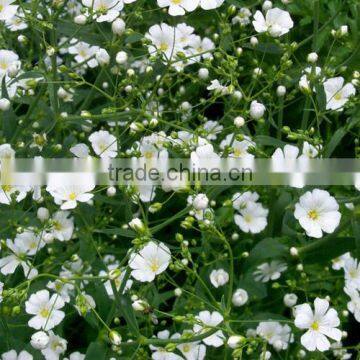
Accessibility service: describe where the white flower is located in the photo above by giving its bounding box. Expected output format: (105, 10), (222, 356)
(41, 331), (67, 360)
(25, 290), (65, 330)
(129, 241), (171, 282)
(82, 0), (124, 22)
(232, 8), (252, 26)
(46, 181), (95, 210)
(331, 252), (351, 270)
(174, 330), (206, 359)
(0, 236), (41, 279)
(294, 189), (341, 238)
(220, 134), (255, 159)
(150, 330), (183, 360)
(1, 350), (33, 360)
(344, 256), (360, 290)
(323, 77), (356, 111)
(209, 269), (229, 288)
(89, 130), (118, 158)
(301, 141), (321, 159)
(193, 311), (224, 347)
(75, 293), (96, 316)
(30, 331), (50, 350)
(232, 191), (259, 211)
(294, 298), (342, 352)
(157, 0), (198, 16)
(188, 36), (214, 61)
(257, 321), (293, 350)
(203, 120), (223, 140)
(344, 286), (360, 322)
(70, 143), (90, 158)
(207, 79), (229, 95)
(198, 0), (224, 10)
(0, 143), (15, 158)
(249, 100), (266, 119)
(47, 280), (73, 303)
(96, 48), (110, 65)
(68, 40), (100, 68)
(298, 66), (322, 92)
(254, 261), (287, 282)
(272, 144), (299, 161)
(253, 8), (294, 37)
(0, 281), (3, 303)
(0, 0), (18, 21)
(50, 211), (74, 241)
(146, 23), (179, 60)
(192, 193), (209, 210)
(64, 352), (85, 360)
(234, 202), (268, 234)
(99, 265), (133, 298)
(232, 288), (249, 306)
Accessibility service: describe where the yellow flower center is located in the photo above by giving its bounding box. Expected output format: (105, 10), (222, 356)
(171, 0), (182, 4)
(308, 209), (319, 220)
(182, 344), (190, 352)
(159, 43), (169, 51)
(69, 192), (77, 200)
(334, 92), (342, 101)
(149, 259), (159, 273)
(233, 148), (243, 157)
(311, 321), (319, 331)
(143, 151), (154, 159)
(349, 269), (357, 278)
(244, 214), (252, 223)
(2, 185), (12, 192)
(0, 5), (3, 11)
(53, 221), (62, 231)
(40, 307), (50, 318)
(0, 62), (8, 70)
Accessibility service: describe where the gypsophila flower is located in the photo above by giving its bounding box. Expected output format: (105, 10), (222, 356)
(254, 261), (287, 282)
(294, 189), (341, 238)
(294, 298), (342, 352)
(25, 290), (65, 330)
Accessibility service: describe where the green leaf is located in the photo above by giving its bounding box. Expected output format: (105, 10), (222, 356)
(118, 295), (140, 337)
(301, 237), (355, 264)
(254, 135), (288, 148)
(244, 238), (287, 267)
(85, 341), (108, 360)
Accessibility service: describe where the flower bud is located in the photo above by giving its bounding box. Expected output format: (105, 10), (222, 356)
(283, 293), (298, 307)
(31, 331), (50, 350)
(307, 52), (318, 63)
(107, 186), (116, 197)
(129, 218), (146, 233)
(193, 193), (209, 210)
(112, 18), (126, 36)
(109, 330), (122, 346)
(37, 207), (50, 222)
(276, 85), (286, 97)
(0, 98), (10, 111)
(74, 14), (87, 25)
(198, 68), (209, 80)
(116, 51), (128, 64)
(232, 288), (249, 306)
(227, 335), (245, 349)
(234, 116), (245, 128)
(250, 100), (265, 119)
